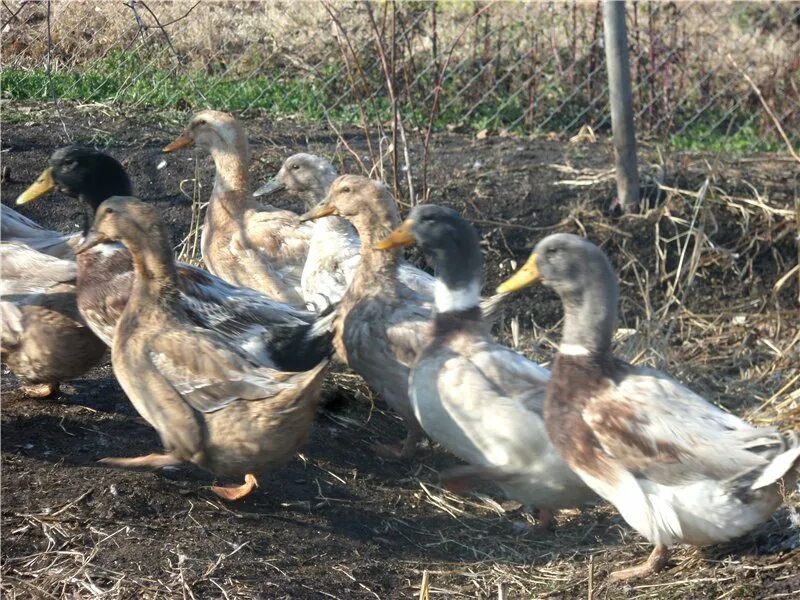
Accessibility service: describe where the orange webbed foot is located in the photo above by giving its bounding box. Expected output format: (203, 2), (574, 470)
(211, 473), (259, 501)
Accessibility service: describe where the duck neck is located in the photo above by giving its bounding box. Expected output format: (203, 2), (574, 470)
(314, 215), (356, 239)
(208, 142), (251, 215)
(351, 211), (399, 287)
(125, 228), (181, 313)
(429, 233), (483, 314)
(559, 275), (618, 357)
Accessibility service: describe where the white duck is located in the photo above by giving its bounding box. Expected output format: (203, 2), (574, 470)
(254, 153), (434, 310)
(378, 205), (597, 527)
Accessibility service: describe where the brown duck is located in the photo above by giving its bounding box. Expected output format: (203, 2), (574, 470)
(1, 240), (106, 397)
(163, 111), (311, 307)
(76, 196), (331, 500)
(302, 175), (431, 457)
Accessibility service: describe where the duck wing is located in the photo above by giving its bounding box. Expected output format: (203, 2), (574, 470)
(0, 242), (76, 295)
(0, 205), (81, 260)
(148, 330), (320, 415)
(582, 363), (796, 487)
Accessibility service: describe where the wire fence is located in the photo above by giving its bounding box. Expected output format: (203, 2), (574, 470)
(3, 0), (799, 151)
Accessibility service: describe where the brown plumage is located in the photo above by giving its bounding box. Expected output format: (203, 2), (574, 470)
(76, 196), (330, 500)
(163, 111), (311, 306)
(498, 233), (800, 580)
(1, 240), (106, 397)
(302, 175), (431, 457)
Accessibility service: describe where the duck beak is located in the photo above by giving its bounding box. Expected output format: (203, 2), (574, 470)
(253, 178), (284, 197)
(163, 133), (194, 153)
(16, 167), (56, 205)
(74, 229), (109, 255)
(375, 219), (416, 250)
(299, 203), (337, 222)
(496, 252), (541, 293)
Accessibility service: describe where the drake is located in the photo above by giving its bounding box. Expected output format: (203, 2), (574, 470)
(498, 233), (800, 579)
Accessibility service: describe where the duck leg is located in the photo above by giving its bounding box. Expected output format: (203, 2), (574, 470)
(373, 427), (424, 460)
(609, 544), (669, 582)
(536, 508), (557, 531)
(211, 473), (258, 501)
(22, 382), (59, 398)
(99, 453), (182, 469)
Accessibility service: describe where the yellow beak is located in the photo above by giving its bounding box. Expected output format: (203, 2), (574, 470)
(496, 252), (541, 294)
(375, 219), (416, 250)
(299, 204), (337, 222)
(16, 167), (56, 205)
(163, 134), (194, 153)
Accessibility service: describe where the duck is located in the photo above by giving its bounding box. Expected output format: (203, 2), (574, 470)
(75, 196), (331, 500)
(1, 241), (106, 397)
(376, 206), (596, 527)
(301, 175), (431, 457)
(15, 146), (326, 366)
(163, 111), (311, 307)
(497, 233), (800, 580)
(1, 203), (80, 260)
(253, 153), (434, 309)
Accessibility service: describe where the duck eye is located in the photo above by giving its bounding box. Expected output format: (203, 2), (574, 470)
(546, 246), (559, 257)
(291, 164), (300, 170)
(105, 207), (114, 215)
(194, 119), (206, 127)
(341, 186), (351, 193)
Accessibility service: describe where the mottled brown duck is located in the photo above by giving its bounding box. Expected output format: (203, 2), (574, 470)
(76, 196), (331, 500)
(498, 233), (800, 580)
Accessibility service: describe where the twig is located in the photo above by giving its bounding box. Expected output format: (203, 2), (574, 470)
(158, 0), (200, 28)
(364, 2), (416, 203)
(726, 54), (800, 165)
(45, 0), (71, 141)
(321, 1), (379, 166)
(418, 570), (430, 600)
(322, 108), (368, 174)
(421, 0), (499, 201)
(1, 0), (30, 29)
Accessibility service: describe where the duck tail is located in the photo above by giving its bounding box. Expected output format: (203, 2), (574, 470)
(300, 303), (338, 363)
(750, 431), (800, 491)
(1, 205), (78, 259)
(267, 304), (337, 372)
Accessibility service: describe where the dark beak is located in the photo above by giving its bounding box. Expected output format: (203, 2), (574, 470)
(253, 178), (285, 198)
(74, 230), (109, 255)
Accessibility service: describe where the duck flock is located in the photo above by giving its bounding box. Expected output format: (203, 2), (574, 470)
(2, 110), (799, 581)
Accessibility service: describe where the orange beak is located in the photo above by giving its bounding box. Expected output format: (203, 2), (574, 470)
(375, 219), (416, 250)
(163, 133), (194, 153)
(299, 203), (337, 222)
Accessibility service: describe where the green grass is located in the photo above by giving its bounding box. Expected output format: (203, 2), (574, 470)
(670, 120), (789, 154)
(2, 51), (793, 153)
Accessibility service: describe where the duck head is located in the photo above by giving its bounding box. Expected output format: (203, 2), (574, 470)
(378, 204), (483, 312)
(497, 233), (619, 354)
(163, 110), (248, 158)
(16, 146), (132, 213)
(254, 153), (337, 208)
(300, 175), (398, 241)
(74, 196), (169, 258)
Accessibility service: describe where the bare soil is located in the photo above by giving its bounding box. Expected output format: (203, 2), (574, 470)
(1, 106), (798, 599)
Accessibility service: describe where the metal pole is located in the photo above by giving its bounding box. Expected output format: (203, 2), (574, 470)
(603, 0), (639, 212)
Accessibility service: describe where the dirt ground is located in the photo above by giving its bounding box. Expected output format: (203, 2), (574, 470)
(1, 105), (799, 599)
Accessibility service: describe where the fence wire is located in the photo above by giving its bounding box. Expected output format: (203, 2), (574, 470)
(2, 1), (799, 150)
